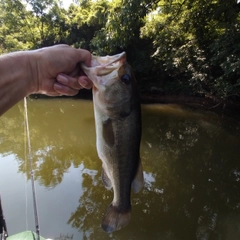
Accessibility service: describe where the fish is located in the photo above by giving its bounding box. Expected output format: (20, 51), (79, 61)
(81, 52), (144, 233)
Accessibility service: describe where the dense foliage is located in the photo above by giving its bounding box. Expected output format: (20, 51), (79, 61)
(0, 0), (240, 101)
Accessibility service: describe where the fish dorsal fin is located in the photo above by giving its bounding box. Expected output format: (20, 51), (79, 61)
(132, 159), (144, 193)
(102, 165), (112, 189)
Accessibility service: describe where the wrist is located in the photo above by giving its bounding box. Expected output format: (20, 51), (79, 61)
(3, 51), (37, 94)
(0, 51), (36, 115)
(26, 50), (40, 94)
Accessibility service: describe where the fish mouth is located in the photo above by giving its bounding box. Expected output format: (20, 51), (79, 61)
(91, 52), (126, 76)
(91, 52), (126, 67)
(81, 52), (126, 87)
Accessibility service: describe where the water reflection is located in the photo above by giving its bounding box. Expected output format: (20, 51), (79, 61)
(0, 99), (240, 239)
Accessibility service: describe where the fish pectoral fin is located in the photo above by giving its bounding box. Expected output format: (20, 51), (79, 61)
(101, 166), (112, 189)
(101, 203), (131, 233)
(102, 118), (115, 147)
(132, 159), (144, 193)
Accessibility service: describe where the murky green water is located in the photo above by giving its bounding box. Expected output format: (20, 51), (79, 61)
(0, 98), (240, 240)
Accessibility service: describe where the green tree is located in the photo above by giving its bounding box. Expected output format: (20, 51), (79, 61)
(0, 0), (33, 52)
(65, 0), (108, 49)
(0, 0), (69, 52)
(26, 0), (69, 47)
(0, 0), (240, 102)
(141, 0), (240, 100)
(90, 0), (155, 75)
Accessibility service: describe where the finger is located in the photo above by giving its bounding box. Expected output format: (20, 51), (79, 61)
(78, 76), (93, 89)
(69, 65), (80, 77)
(53, 83), (79, 96)
(78, 68), (93, 88)
(75, 49), (92, 67)
(57, 74), (82, 90)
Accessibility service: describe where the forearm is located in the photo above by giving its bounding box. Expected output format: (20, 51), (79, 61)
(0, 51), (35, 116)
(0, 45), (92, 116)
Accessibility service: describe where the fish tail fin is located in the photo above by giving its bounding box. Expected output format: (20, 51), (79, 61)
(101, 204), (131, 233)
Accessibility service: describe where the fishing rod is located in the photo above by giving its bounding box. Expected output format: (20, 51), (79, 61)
(0, 195), (8, 240)
(24, 97), (40, 240)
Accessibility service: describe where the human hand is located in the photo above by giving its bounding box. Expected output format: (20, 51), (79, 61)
(29, 44), (92, 96)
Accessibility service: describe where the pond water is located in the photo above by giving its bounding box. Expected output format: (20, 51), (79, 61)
(0, 98), (240, 240)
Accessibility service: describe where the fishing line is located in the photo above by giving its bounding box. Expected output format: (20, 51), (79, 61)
(24, 97), (40, 240)
(24, 107), (28, 231)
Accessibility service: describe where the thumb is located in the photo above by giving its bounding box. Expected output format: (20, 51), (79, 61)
(75, 49), (92, 67)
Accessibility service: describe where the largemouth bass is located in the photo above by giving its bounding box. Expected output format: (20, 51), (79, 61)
(81, 52), (143, 233)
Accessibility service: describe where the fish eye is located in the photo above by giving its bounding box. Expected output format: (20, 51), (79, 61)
(121, 74), (131, 85)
